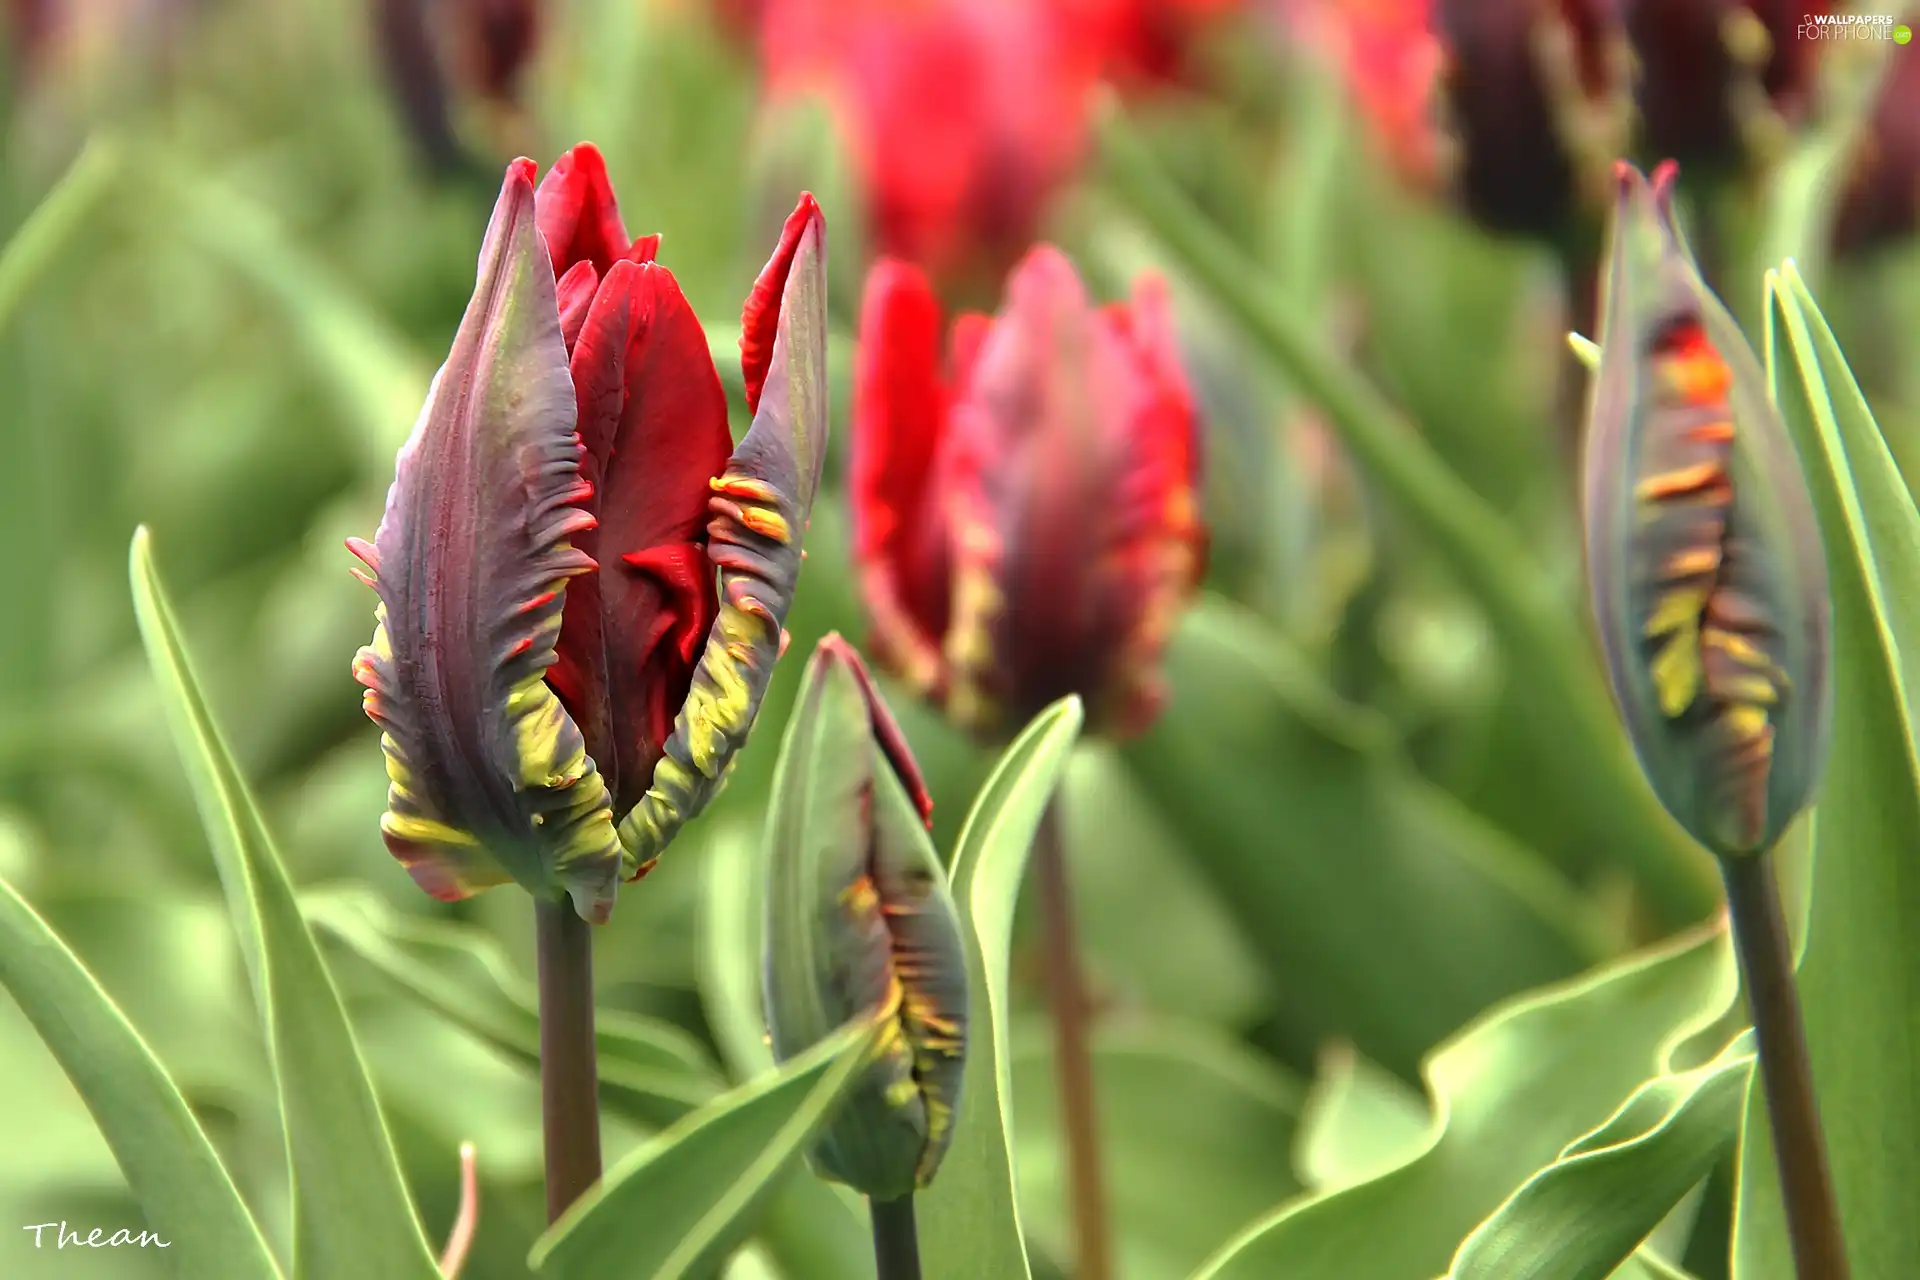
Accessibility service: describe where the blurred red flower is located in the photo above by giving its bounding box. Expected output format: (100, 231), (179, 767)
(1831, 42), (1920, 259)
(852, 247), (1207, 741)
(753, 0), (1243, 282)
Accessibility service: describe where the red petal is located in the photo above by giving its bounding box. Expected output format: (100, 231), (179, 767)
(555, 259), (598, 354)
(535, 143), (632, 278)
(629, 233), (662, 264)
(940, 244), (1202, 740)
(559, 257), (732, 816)
(817, 633), (935, 828)
(852, 258), (954, 696)
(740, 192), (824, 414)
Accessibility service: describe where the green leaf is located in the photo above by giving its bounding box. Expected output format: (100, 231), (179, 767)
(305, 887), (722, 1127)
(0, 135), (123, 338)
(0, 873), (282, 1279)
(1736, 267), (1920, 1277)
(1294, 1043), (1431, 1193)
(1446, 1033), (1753, 1279)
(917, 697), (1087, 1280)
(1124, 597), (1611, 1077)
(1192, 921), (1735, 1280)
(1010, 1018), (1305, 1280)
(1095, 106), (1717, 928)
(129, 528), (441, 1280)
(698, 822), (885, 1280)
(528, 1013), (885, 1280)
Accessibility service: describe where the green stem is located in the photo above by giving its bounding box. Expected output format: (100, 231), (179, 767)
(868, 1194), (922, 1280)
(1720, 854), (1848, 1279)
(1035, 798), (1112, 1280)
(1096, 104), (1720, 927)
(535, 896), (602, 1223)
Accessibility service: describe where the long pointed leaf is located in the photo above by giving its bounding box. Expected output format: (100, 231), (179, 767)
(917, 697), (1086, 1280)
(1735, 268), (1920, 1277)
(0, 873), (281, 1278)
(1191, 922), (1735, 1279)
(1447, 1034), (1753, 1279)
(129, 528), (441, 1280)
(528, 1013), (884, 1279)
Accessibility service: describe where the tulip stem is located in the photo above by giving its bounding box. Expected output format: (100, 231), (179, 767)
(1035, 797), (1112, 1280)
(535, 896), (602, 1223)
(868, 1194), (922, 1280)
(1720, 854), (1849, 1279)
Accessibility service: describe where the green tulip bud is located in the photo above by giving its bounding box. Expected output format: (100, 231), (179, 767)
(1582, 160), (1831, 858)
(762, 634), (968, 1199)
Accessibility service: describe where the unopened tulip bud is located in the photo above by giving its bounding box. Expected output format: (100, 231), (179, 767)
(762, 635), (967, 1198)
(1582, 160), (1831, 858)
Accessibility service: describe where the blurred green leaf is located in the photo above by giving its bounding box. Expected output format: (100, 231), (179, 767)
(1294, 1044), (1430, 1193)
(528, 1013), (884, 1280)
(0, 135), (123, 338)
(1445, 1033), (1752, 1279)
(1125, 596), (1613, 1076)
(0, 873), (281, 1277)
(1010, 1018), (1304, 1280)
(137, 153), (430, 470)
(304, 887), (721, 1127)
(128, 528), (441, 1280)
(1193, 921), (1735, 1279)
(1096, 107), (1717, 927)
(918, 697), (1087, 1280)
(1737, 266), (1920, 1278)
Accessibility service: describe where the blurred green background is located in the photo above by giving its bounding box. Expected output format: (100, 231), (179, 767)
(1, 1), (1917, 1277)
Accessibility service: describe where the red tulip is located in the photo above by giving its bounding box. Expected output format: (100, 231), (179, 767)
(852, 247), (1205, 741)
(1831, 43), (1920, 259)
(757, 0), (1100, 283)
(1622, 0), (1825, 173)
(351, 146), (829, 921)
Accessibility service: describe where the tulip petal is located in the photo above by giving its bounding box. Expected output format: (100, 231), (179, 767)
(618, 196), (830, 872)
(536, 142), (633, 277)
(763, 639), (966, 1198)
(1583, 162), (1829, 857)
(552, 258), (730, 820)
(351, 159), (624, 922)
(852, 258), (954, 699)
(940, 245), (1205, 740)
(740, 193), (823, 414)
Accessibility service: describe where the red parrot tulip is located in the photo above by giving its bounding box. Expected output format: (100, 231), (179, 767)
(350, 145), (830, 922)
(852, 246), (1205, 741)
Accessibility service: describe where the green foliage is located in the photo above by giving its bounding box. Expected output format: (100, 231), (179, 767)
(1, 6), (1916, 1278)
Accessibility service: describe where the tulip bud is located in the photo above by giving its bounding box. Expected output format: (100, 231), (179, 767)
(1582, 160), (1831, 858)
(762, 635), (967, 1199)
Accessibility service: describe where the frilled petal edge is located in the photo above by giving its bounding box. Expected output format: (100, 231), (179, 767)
(351, 158), (626, 922)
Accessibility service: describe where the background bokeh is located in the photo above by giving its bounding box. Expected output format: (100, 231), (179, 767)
(1, 1), (1916, 1277)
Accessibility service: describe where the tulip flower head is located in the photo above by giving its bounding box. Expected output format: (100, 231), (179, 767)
(762, 634), (967, 1198)
(1582, 160), (1830, 858)
(852, 247), (1205, 743)
(351, 145), (829, 922)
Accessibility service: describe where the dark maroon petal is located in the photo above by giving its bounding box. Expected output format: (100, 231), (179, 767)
(852, 258), (954, 699)
(351, 158), (625, 922)
(740, 192), (823, 414)
(939, 244), (1202, 741)
(559, 258), (731, 818)
(619, 197), (830, 871)
(535, 143), (632, 278)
